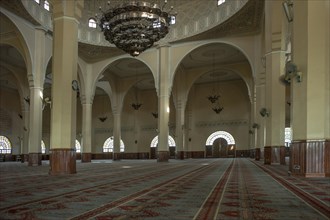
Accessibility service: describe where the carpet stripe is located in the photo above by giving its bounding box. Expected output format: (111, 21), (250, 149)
(252, 161), (330, 219)
(70, 161), (222, 220)
(193, 159), (234, 220)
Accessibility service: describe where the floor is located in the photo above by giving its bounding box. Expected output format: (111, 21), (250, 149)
(0, 158), (329, 220)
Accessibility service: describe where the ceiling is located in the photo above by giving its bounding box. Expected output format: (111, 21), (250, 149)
(0, 0), (263, 95)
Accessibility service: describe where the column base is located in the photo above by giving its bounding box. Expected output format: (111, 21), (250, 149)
(157, 151), (169, 162)
(21, 154), (29, 163)
(255, 148), (261, 161)
(176, 151), (184, 160)
(28, 153), (42, 166)
(49, 149), (76, 175)
(113, 152), (122, 161)
(290, 140), (329, 177)
(81, 153), (92, 163)
(264, 146), (271, 165)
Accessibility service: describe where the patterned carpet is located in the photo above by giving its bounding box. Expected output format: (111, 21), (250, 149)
(0, 158), (329, 220)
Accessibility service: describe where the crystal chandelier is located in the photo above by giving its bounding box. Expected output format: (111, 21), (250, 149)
(98, 1), (175, 57)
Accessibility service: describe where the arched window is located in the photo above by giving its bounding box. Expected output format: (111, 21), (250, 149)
(103, 137), (125, 152)
(285, 127), (292, 147)
(44, 0), (50, 11)
(217, 0), (226, 6)
(0, 136), (12, 154)
(41, 140), (46, 154)
(76, 140), (81, 153)
(150, 135), (176, 148)
(206, 131), (235, 145)
(88, 18), (97, 28)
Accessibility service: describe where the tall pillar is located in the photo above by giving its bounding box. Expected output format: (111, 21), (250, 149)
(22, 109), (29, 162)
(175, 101), (185, 159)
(290, 0), (330, 177)
(49, 0), (83, 175)
(264, 0), (286, 165)
(113, 112), (122, 160)
(256, 79), (266, 161)
(157, 45), (171, 162)
(81, 102), (92, 162)
(28, 87), (43, 166)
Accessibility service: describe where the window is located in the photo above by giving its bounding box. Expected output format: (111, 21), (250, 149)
(217, 0), (226, 6)
(88, 18), (97, 28)
(41, 140), (46, 154)
(206, 131), (235, 145)
(0, 136), (11, 154)
(150, 135), (176, 148)
(170, 15), (176, 25)
(76, 140), (81, 153)
(103, 137), (125, 152)
(34, 0), (40, 4)
(44, 0), (50, 11)
(285, 127), (292, 147)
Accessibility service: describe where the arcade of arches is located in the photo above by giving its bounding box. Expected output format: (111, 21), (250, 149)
(0, 0), (329, 178)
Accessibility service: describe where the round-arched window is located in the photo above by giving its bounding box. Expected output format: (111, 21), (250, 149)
(103, 137), (125, 152)
(206, 131), (235, 145)
(0, 136), (12, 154)
(150, 135), (176, 148)
(76, 140), (81, 153)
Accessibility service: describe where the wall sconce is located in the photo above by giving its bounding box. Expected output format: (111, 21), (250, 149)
(131, 103), (142, 110)
(99, 116), (107, 122)
(260, 108), (270, 117)
(24, 96), (30, 104)
(283, 1), (293, 22)
(72, 80), (79, 91)
(252, 123), (259, 129)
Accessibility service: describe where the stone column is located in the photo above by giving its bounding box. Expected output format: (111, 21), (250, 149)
(157, 45), (171, 162)
(28, 87), (43, 166)
(81, 102), (92, 162)
(49, 0), (83, 175)
(22, 109), (29, 162)
(290, 0), (330, 177)
(113, 112), (122, 160)
(264, 0), (286, 165)
(175, 101), (185, 160)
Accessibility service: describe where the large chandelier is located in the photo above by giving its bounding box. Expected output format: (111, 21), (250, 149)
(98, 1), (175, 57)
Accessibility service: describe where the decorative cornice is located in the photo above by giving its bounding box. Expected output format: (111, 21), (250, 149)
(196, 119), (248, 127)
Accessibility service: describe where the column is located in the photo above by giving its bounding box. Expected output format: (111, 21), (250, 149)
(28, 87), (43, 166)
(22, 109), (29, 162)
(256, 78), (266, 161)
(49, 0), (83, 175)
(290, 0), (330, 177)
(81, 102), (92, 162)
(113, 112), (122, 160)
(175, 101), (185, 159)
(264, 0), (286, 165)
(157, 45), (171, 162)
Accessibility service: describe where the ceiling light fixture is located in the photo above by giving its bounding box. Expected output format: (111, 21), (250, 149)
(98, 1), (176, 57)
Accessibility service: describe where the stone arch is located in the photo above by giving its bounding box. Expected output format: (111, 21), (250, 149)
(171, 41), (255, 103)
(0, 12), (33, 86)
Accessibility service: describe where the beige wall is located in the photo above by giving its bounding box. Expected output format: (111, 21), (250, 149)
(0, 88), (23, 154)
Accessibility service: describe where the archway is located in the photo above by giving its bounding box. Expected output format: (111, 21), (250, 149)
(205, 131), (236, 158)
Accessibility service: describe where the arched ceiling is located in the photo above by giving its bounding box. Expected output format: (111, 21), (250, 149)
(0, 0), (261, 93)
